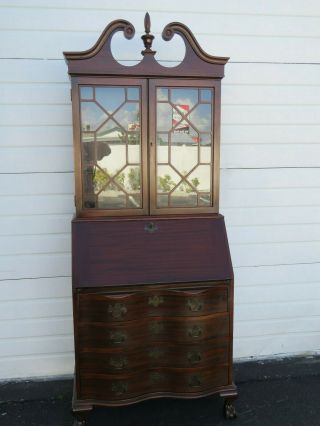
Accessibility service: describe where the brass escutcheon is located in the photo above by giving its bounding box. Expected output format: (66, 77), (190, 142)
(108, 302), (127, 320)
(148, 295), (164, 308)
(187, 325), (203, 338)
(188, 375), (202, 388)
(144, 222), (158, 233)
(109, 330), (127, 344)
(187, 350), (202, 365)
(187, 298), (203, 312)
(111, 381), (128, 395)
(109, 355), (128, 370)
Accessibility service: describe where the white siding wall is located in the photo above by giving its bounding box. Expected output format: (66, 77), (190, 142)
(1, 0), (320, 380)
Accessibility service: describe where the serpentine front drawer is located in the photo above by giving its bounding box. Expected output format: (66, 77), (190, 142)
(78, 285), (229, 322)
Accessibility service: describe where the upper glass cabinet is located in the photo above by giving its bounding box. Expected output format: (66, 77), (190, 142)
(64, 13), (228, 217)
(72, 78), (219, 216)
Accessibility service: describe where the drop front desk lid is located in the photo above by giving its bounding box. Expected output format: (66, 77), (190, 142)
(72, 215), (233, 288)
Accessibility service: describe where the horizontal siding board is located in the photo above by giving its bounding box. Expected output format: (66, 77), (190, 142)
(222, 206), (320, 226)
(2, 8), (320, 38)
(234, 263), (320, 287)
(0, 297), (72, 320)
(235, 317), (320, 338)
(0, 353), (74, 380)
(0, 317), (73, 339)
(0, 126), (72, 147)
(0, 253), (71, 280)
(234, 333), (320, 358)
(0, 173), (74, 196)
(0, 194), (74, 216)
(0, 335), (73, 358)
(0, 277), (71, 301)
(236, 300), (320, 322)
(0, 234), (71, 256)
(2, 0), (320, 17)
(0, 83), (70, 105)
(0, 215), (72, 236)
(231, 241), (320, 267)
(235, 282), (320, 304)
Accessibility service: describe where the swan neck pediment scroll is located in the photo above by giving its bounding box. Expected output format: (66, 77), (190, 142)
(63, 12), (229, 78)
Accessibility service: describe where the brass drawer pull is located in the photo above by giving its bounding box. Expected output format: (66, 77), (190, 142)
(188, 375), (202, 388)
(187, 298), (203, 312)
(111, 381), (128, 396)
(149, 347), (165, 359)
(149, 321), (164, 334)
(110, 330), (127, 344)
(108, 302), (127, 320)
(109, 355), (128, 370)
(187, 350), (202, 365)
(187, 325), (203, 339)
(148, 295), (164, 308)
(150, 371), (165, 384)
(144, 222), (158, 233)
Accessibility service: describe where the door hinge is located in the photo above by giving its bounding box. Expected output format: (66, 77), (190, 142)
(74, 195), (77, 206)
(70, 89), (72, 101)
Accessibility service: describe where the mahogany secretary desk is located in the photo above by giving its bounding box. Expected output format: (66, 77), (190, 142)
(64, 13), (237, 425)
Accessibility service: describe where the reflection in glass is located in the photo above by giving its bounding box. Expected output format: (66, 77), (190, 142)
(171, 182), (197, 207)
(200, 146), (211, 164)
(80, 102), (107, 131)
(190, 104), (212, 132)
(157, 88), (169, 101)
(114, 103), (139, 131)
(200, 89), (212, 103)
(155, 86), (214, 209)
(95, 87), (125, 113)
(157, 165), (180, 193)
(127, 87), (139, 100)
(171, 88), (198, 109)
(80, 85), (142, 209)
(80, 86), (93, 100)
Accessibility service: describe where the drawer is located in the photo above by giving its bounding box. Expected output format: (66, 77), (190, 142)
(79, 338), (229, 373)
(78, 313), (229, 348)
(78, 286), (228, 322)
(79, 366), (229, 401)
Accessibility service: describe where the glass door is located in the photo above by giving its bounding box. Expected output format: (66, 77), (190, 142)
(149, 79), (220, 215)
(73, 77), (148, 216)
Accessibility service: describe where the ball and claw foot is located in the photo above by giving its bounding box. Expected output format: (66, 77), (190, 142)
(73, 415), (86, 426)
(73, 420), (85, 426)
(224, 400), (237, 419)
